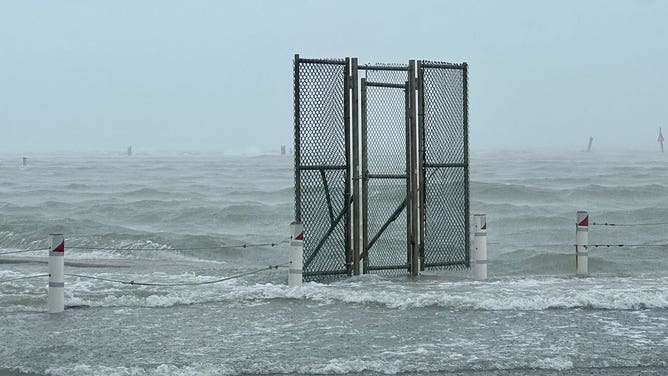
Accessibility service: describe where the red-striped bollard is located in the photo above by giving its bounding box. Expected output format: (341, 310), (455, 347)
(473, 214), (488, 280)
(576, 211), (589, 276)
(289, 222), (303, 287)
(48, 234), (65, 313)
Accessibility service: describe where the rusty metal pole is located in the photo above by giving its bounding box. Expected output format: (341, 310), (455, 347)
(417, 61), (426, 271)
(344, 57), (352, 276)
(409, 60), (419, 276)
(351, 58), (360, 275)
(293, 54), (301, 222)
(361, 78), (369, 274)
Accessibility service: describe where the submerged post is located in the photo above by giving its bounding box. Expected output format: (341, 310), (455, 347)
(473, 214), (487, 280)
(289, 221), (303, 287)
(48, 234), (65, 313)
(576, 211), (589, 276)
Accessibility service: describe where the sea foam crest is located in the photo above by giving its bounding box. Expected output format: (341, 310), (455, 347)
(61, 274), (668, 311)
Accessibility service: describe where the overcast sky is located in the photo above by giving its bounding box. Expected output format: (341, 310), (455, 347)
(1, 0), (666, 154)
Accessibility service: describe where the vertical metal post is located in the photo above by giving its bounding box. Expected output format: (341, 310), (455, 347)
(289, 221), (304, 287)
(48, 234), (65, 313)
(576, 211), (589, 276)
(417, 61), (426, 271)
(361, 78), (369, 274)
(344, 57), (352, 276)
(408, 60), (419, 276)
(473, 214), (487, 280)
(405, 81), (412, 274)
(462, 63), (471, 267)
(351, 58), (360, 275)
(293, 54), (302, 222)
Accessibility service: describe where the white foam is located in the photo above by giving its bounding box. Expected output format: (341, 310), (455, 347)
(530, 356), (574, 370)
(46, 363), (234, 376)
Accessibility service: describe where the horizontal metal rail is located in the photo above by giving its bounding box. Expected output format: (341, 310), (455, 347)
(299, 165), (348, 171)
(368, 173), (408, 179)
(359, 64), (409, 72)
(298, 58), (346, 65)
(366, 264), (410, 271)
(365, 82), (406, 89)
(423, 163), (467, 168)
(423, 261), (469, 267)
(420, 62), (466, 70)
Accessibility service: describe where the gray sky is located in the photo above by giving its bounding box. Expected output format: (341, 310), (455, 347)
(1, 0), (666, 153)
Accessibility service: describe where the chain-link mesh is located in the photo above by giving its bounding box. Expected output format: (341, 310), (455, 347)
(294, 58), (350, 281)
(364, 74), (410, 275)
(420, 62), (470, 270)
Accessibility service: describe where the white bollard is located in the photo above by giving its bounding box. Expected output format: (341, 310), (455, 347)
(48, 234), (65, 313)
(576, 211), (589, 276)
(288, 221), (303, 287)
(473, 214), (488, 280)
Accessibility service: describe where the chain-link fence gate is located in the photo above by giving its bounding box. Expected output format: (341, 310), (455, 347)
(293, 57), (351, 281)
(294, 55), (469, 282)
(418, 61), (470, 270)
(360, 65), (411, 274)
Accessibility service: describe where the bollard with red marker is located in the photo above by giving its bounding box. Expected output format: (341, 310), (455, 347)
(288, 222), (303, 287)
(48, 234), (65, 313)
(576, 211), (589, 276)
(473, 214), (488, 280)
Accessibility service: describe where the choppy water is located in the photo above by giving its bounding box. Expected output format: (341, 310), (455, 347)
(1, 150), (667, 375)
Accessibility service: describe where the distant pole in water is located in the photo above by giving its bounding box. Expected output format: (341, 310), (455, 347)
(48, 234), (65, 313)
(127, 146), (133, 156)
(658, 128), (664, 153)
(587, 136), (593, 152)
(576, 211), (589, 276)
(22, 157), (27, 166)
(281, 145), (286, 155)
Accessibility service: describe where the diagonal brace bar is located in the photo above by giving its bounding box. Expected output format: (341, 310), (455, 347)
(320, 168), (335, 225)
(365, 196), (408, 256)
(304, 203), (348, 269)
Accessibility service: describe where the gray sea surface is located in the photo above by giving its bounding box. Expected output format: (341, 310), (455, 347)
(1, 150), (667, 375)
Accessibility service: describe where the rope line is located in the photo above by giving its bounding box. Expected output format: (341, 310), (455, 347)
(64, 263), (290, 287)
(488, 242), (668, 249)
(0, 248), (49, 256)
(591, 221), (668, 227)
(0, 274), (50, 284)
(0, 241), (289, 256)
(67, 240), (289, 251)
(590, 244), (668, 248)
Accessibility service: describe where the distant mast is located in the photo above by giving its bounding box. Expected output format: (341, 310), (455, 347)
(587, 136), (593, 152)
(127, 145), (133, 156)
(659, 128), (664, 153)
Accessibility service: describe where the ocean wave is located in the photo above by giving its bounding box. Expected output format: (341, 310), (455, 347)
(48, 275), (668, 311)
(38, 359), (668, 376)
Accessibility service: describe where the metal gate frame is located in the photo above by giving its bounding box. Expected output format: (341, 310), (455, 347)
(360, 67), (412, 274)
(418, 61), (470, 271)
(293, 55), (352, 281)
(294, 55), (469, 282)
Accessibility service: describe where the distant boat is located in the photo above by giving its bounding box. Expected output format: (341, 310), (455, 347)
(659, 128), (664, 153)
